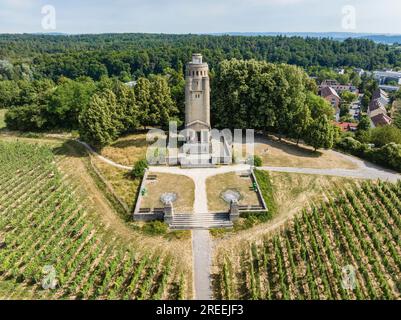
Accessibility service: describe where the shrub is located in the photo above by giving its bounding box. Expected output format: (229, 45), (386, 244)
(5, 105), (47, 131)
(253, 170), (277, 216)
(367, 143), (401, 172)
(370, 126), (401, 148)
(130, 159), (149, 179)
(336, 136), (366, 157)
(337, 136), (401, 173)
(248, 155), (263, 167)
(142, 221), (168, 235)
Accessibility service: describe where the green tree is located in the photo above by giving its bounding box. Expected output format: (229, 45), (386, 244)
(393, 106), (401, 130)
(78, 90), (119, 149)
(306, 93), (334, 119)
(304, 115), (335, 151)
(355, 114), (372, 143)
(357, 114), (371, 131)
(0, 81), (20, 108)
(273, 64), (308, 139)
(136, 77), (151, 129)
(46, 77), (96, 129)
(291, 103), (312, 144)
(370, 125), (401, 148)
(110, 79), (139, 132)
(130, 159), (149, 178)
(5, 105), (47, 131)
(148, 75), (178, 129)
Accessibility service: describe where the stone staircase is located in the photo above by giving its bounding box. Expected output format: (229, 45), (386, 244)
(169, 213), (233, 230)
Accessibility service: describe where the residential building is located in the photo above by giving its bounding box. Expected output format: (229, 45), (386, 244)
(320, 86), (341, 121)
(319, 80), (358, 94)
(370, 113), (393, 127)
(379, 85), (400, 92)
(373, 70), (401, 85)
(368, 88), (393, 127)
(349, 101), (361, 120)
(354, 68), (365, 77)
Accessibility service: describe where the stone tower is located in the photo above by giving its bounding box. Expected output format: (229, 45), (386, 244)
(185, 53), (211, 134)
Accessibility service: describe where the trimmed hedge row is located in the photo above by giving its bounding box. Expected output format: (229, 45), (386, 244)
(253, 169), (277, 216)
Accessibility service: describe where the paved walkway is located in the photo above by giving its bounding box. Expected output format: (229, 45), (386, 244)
(76, 141), (400, 299)
(260, 151), (400, 183)
(78, 139), (400, 183)
(149, 164), (250, 300)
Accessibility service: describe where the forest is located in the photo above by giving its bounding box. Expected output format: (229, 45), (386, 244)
(1, 34), (401, 82)
(1, 33), (400, 155)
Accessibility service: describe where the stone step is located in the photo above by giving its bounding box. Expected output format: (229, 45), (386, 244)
(169, 213), (233, 230)
(180, 164), (217, 169)
(170, 223), (233, 230)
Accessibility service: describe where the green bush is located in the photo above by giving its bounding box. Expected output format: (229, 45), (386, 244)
(5, 105), (47, 131)
(248, 155), (263, 167)
(142, 221), (168, 235)
(130, 159), (149, 179)
(336, 136), (365, 156)
(253, 170), (277, 217)
(336, 136), (401, 173)
(370, 126), (401, 148)
(367, 143), (401, 172)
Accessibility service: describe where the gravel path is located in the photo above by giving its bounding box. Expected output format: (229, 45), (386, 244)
(260, 152), (400, 183)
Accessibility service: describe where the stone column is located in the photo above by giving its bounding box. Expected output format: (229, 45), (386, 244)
(229, 200), (240, 222)
(164, 201), (174, 224)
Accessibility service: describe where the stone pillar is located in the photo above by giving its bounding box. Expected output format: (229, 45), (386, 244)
(164, 201), (174, 224)
(229, 200), (240, 222)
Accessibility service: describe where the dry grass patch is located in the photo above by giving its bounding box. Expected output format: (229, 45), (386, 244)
(250, 135), (357, 169)
(91, 157), (140, 210)
(213, 172), (357, 245)
(100, 133), (149, 166)
(207, 172), (260, 212)
(141, 173), (195, 213)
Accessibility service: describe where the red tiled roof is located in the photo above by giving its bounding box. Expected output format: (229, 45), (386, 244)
(333, 122), (358, 132)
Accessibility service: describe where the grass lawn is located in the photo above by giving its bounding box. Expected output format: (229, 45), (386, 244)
(101, 133), (150, 166)
(211, 171), (357, 243)
(206, 172), (260, 212)
(0, 109), (6, 129)
(141, 173), (195, 213)
(249, 135), (358, 169)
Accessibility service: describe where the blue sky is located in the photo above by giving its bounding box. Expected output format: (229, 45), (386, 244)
(1, 0), (401, 34)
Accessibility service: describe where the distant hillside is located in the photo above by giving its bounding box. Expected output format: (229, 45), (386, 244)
(1, 33), (401, 82)
(212, 32), (401, 44)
